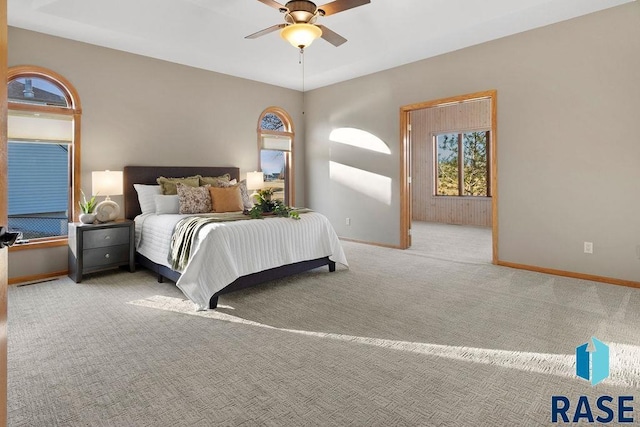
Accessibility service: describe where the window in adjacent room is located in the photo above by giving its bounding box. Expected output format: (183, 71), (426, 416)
(434, 130), (490, 197)
(258, 108), (294, 205)
(7, 66), (82, 244)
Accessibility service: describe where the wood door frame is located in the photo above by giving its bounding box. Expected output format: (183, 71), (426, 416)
(0, 0), (8, 424)
(399, 90), (498, 263)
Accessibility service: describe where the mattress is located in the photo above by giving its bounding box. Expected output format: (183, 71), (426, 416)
(135, 212), (348, 309)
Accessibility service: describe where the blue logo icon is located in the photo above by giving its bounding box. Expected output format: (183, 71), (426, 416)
(576, 337), (609, 386)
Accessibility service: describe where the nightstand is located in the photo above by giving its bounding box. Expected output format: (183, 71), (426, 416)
(68, 219), (135, 283)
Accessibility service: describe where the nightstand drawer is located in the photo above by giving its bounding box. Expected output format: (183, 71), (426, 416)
(68, 220), (135, 283)
(83, 244), (130, 269)
(83, 227), (130, 249)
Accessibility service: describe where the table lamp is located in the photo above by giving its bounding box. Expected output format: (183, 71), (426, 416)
(246, 171), (264, 205)
(92, 170), (123, 222)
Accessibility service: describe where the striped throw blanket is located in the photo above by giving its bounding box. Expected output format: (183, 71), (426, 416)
(168, 210), (310, 271)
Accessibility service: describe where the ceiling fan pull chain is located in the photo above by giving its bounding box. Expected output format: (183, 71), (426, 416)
(301, 48), (305, 114)
(301, 48), (305, 94)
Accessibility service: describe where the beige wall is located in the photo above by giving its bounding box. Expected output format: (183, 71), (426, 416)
(411, 98), (492, 226)
(8, 3), (640, 283)
(7, 27), (303, 280)
(305, 3), (640, 281)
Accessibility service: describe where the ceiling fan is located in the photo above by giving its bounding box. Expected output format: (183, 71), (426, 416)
(246, 0), (371, 50)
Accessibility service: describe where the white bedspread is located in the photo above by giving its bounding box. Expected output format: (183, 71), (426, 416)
(135, 212), (348, 309)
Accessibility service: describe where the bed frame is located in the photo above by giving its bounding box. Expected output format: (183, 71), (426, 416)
(124, 166), (335, 309)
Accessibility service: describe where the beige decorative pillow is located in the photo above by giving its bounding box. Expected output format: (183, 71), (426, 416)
(157, 175), (201, 195)
(199, 174), (231, 187)
(209, 186), (244, 213)
(177, 183), (212, 214)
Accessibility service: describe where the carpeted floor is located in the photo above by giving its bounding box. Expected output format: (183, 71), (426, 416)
(409, 221), (492, 264)
(7, 233), (640, 426)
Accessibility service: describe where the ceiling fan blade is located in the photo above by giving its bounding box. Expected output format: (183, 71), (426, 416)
(317, 0), (370, 16)
(257, 0), (286, 11)
(245, 24), (286, 39)
(317, 25), (347, 47)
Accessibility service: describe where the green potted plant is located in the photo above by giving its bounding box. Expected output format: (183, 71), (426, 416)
(257, 187), (274, 202)
(78, 190), (98, 224)
(248, 188), (300, 220)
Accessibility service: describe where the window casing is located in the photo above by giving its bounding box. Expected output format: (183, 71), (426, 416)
(258, 108), (294, 205)
(7, 66), (82, 247)
(434, 130), (490, 197)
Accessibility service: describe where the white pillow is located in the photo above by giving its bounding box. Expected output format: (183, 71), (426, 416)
(154, 194), (180, 215)
(134, 184), (161, 214)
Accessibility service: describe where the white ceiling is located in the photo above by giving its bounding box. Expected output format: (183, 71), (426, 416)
(8, 0), (633, 91)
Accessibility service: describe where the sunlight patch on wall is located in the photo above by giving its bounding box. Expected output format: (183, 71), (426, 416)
(329, 161), (391, 205)
(329, 127), (391, 154)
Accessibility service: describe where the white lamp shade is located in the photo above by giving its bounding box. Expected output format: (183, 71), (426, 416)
(92, 170), (123, 197)
(280, 23), (322, 49)
(246, 171), (264, 191)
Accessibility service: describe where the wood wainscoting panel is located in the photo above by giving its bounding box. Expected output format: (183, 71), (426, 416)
(411, 98), (492, 226)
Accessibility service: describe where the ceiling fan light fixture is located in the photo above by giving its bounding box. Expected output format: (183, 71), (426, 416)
(280, 23), (322, 49)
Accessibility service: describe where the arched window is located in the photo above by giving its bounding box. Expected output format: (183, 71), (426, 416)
(257, 107), (294, 205)
(7, 66), (81, 246)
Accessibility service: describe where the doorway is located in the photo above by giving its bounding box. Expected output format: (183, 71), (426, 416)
(0, 0), (9, 423)
(399, 90), (497, 263)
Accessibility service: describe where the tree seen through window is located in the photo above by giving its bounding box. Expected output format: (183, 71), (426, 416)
(435, 131), (490, 197)
(260, 113), (285, 131)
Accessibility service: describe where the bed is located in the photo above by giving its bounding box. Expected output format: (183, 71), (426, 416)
(124, 166), (347, 310)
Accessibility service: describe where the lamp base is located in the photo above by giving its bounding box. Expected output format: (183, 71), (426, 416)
(95, 200), (120, 222)
(250, 191), (261, 206)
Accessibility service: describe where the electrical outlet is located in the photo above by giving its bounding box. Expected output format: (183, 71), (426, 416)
(346, 217), (351, 226)
(584, 242), (593, 254)
(636, 245), (640, 260)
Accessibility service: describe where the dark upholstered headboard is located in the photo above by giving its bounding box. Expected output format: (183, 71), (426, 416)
(124, 166), (240, 220)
